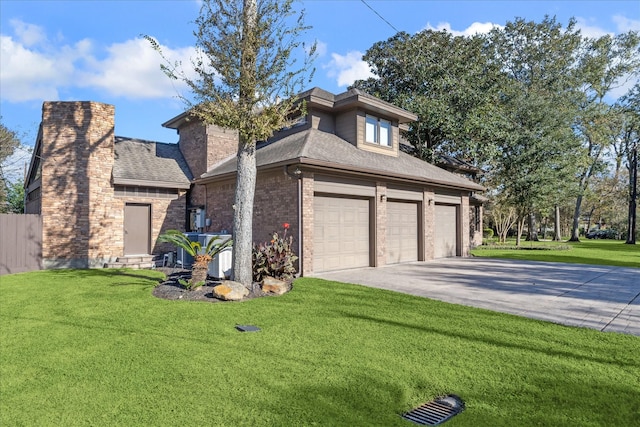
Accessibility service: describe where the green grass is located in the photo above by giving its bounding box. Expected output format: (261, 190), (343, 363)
(472, 239), (640, 268)
(1, 269), (639, 426)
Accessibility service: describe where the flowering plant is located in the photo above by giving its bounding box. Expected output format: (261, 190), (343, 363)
(252, 223), (298, 282)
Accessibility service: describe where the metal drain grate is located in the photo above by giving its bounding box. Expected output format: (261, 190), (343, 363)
(401, 395), (465, 426)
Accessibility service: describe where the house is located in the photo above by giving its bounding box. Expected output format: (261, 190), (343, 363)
(24, 88), (484, 274)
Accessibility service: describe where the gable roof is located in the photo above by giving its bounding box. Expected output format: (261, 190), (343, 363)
(199, 129), (483, 191)
(113, 137), (193, 189)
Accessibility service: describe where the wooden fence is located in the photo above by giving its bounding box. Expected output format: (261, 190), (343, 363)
(0, 214), (43, 275)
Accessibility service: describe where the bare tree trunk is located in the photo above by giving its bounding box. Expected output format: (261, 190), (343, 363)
(569, 194), (583, 241)
(553, 205), (561, 241)
(516, 216), (526, 247)
(526, 211), (539, 241)
(627, 143), (637, 245)
(232, 140), (257, 286)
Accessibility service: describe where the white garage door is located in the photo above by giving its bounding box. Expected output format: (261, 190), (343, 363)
(314, 196), (370, 272)
(435, 204), (458, 258)
(387, 201), (419, 264)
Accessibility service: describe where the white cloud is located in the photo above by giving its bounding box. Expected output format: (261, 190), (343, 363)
(314, 40), (328, 57)
(613, 15), (640, 32)
(574, 17), (612, 38)
(9, 19), (47, 47)
(324, 50), (375, 87)
(80, 38), (196, 99)
(423, 21), (501, 36)
(0, 35), (63, 101)
(0, 21), (198, 103)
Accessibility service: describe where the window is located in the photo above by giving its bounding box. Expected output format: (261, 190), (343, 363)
(365, 115), (391, 147)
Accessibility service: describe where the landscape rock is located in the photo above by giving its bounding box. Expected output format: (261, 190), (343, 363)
(213, 281), (249, 301)
(261, 276), (291, 295)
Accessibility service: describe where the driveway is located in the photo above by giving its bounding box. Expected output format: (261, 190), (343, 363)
(314, 258), (640, 336)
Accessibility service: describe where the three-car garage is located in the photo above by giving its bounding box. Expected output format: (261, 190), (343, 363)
(312, 175), (462, 273)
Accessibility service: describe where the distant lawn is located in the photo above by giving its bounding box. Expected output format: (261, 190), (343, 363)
(471, 239), (640, 268)
(1, 269), (639, 426)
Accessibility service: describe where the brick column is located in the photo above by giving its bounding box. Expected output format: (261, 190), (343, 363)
(375, 182), (387, 267)
(461, 194), (470, 256)
(423, 188), (435, 260)
(300, 172), (314, 276)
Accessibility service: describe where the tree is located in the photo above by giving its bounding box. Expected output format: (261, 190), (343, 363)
(619, 84), (639, 244)
(568, 30), (640, 241)
(0, 118), (21, 212)
(4, 181), (24, 213)
(486, 17), (583, 245)
(148, 0), (315, 287)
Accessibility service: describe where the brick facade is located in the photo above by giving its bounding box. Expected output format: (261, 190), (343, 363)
(179, 121), (238, 209)
(37, 101), (188, 268)
(203, 168), (300, 253)
(40, 101), (119, 268)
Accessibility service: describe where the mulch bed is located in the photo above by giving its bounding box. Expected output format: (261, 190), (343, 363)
(152, 268), (276, 303)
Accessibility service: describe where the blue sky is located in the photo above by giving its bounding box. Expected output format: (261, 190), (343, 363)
(1, 0), (639, 149)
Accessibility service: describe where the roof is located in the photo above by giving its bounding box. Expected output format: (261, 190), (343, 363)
(161, 87), (419, 130)
(199, 129), (484, 191)
(113, 137), (193, 189)
(436, 154), (483, 175)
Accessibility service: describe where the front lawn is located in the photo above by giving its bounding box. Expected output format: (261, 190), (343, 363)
(1, 269), (638, 426)
(471, 239), (640, 268)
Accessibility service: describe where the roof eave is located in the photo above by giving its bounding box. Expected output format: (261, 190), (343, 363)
(196, 157), (484, 192)
(113, 177), (191, 190)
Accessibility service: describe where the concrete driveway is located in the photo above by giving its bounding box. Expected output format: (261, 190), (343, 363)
(314, 258), (640, 336)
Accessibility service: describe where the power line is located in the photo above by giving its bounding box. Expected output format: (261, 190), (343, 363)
(360, 0), (400, 33)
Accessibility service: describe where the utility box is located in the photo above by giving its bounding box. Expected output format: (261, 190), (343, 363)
(203, 234), (233, 279)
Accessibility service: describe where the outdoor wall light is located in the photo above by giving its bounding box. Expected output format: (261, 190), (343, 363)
(380, 194), (387, 202)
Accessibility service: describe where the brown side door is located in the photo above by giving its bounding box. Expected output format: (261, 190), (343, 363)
(124, 203), (151, 255)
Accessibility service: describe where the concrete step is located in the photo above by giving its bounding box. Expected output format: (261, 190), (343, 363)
(104, 255), (156, 270)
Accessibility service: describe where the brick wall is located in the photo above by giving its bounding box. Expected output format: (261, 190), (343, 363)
(40, 101), (118, 268)
(113, 192), (187, 256)
(179, 121), (238, 208)
(204, 169), (300, 252)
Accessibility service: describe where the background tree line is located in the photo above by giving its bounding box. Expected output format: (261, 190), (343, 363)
(352, 16), (639, 244)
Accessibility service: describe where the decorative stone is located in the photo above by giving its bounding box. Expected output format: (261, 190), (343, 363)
(213, 281), (249, 301)
(261, 276), (291, 295)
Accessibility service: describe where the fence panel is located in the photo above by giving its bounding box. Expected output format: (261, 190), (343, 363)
(0, 214), (43, 275)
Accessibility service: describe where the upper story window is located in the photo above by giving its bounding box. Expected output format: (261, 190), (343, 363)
(365, 115), (391, 147)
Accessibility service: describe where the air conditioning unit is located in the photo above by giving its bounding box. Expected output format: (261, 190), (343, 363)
(176, 232), (201, 269)
(203, 234), (233, 279)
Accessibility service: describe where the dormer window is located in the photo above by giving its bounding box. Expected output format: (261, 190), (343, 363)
(365, 115), (391, 147)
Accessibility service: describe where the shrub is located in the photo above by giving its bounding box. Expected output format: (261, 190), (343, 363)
(252, 223), (298, 282)
(483, 228), (494, 239)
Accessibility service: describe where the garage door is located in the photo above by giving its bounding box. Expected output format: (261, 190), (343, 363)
(387, 201), (419, 264)
(434, 204), (458, 258)
(314, 196), (370, 272)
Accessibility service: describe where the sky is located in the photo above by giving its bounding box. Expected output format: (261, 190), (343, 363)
(1, 0), (639, 155)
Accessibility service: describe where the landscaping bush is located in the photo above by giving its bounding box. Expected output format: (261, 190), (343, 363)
(252, 223), (298, 282)
(483, 228), (494, 239)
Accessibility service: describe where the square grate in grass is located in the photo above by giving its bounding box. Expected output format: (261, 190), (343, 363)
(401, 395), (465, 426)
(235, 325), (261, 332)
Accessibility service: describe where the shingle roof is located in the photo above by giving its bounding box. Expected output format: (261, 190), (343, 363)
(113, 137), (193, 188)
(200, 129), (483, 191)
